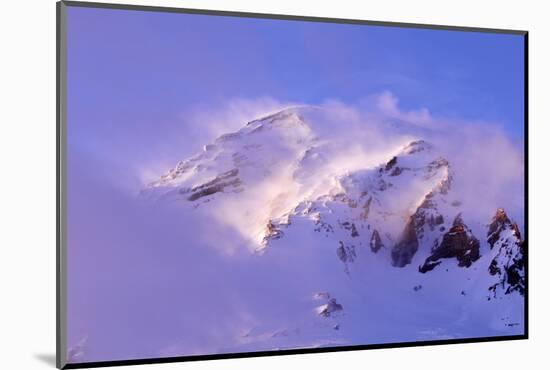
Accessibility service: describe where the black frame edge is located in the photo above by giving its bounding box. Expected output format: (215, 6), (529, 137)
(523, 32), (530, 339)
(62, 335), (527, 369)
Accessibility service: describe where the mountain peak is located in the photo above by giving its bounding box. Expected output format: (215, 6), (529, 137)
(246, 106), (305, 125)
(487, 207), (525, 297)
(491, 208), (511, 225)
(418, 213), (480, 273)
(243, 106), (314, 133)
(401, 139), (433, 155)
(487, 208), (520, 248)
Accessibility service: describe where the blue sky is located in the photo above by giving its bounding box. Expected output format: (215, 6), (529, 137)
(67, 6), (525, 175)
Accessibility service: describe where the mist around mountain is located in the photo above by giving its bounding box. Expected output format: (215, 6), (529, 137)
(138, 100), (524, 355)
(68, 96), (525, 363)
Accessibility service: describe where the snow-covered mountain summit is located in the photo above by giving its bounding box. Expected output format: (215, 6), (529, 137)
(144, 107), (449, 246)
(140, 106), (525, 350)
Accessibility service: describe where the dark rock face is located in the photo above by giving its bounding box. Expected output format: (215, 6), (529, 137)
(384, 156), (397, 172)
(412, 198), (444, 239)
(262, 220), (284, 244)
(392, 218), (419, 267)
(419, 214), (480, 273)
(433, 215), (444, 227)
(403, 140), (432, 154)
(389, 157), (453, 269)
(487, 209), (525, 297)
(318, 298), (343, 317)
(410, 183), (449, 241)
(438, 179), (450, 196)
(370, 229), (384, 253)
(426, 158), (449, 173)
(350, 223), (359, 237)
(360, 196), (372, 220)
(339, 221), (359, 238)
(376, 178), (392, 191)
(337, 241), (356, 264)
(389, 166), (404, 177)
(185, 168), (242, 201)
(487, 208), (520, 248)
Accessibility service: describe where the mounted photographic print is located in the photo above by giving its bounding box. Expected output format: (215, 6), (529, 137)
(57, 1), (528, 368)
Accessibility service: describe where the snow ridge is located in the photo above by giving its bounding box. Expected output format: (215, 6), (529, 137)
(141, 106), (525, 351)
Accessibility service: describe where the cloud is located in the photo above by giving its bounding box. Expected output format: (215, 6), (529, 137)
(375, 90), (433, 125)
(185, 97), (296, 140)
(431, 124), (525, 227)
(67, 92), (525, 361)
(135, 97), (296, 188)
(137, 92), (523, 254)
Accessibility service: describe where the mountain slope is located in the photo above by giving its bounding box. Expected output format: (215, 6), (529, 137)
(141, 106), (525, 353)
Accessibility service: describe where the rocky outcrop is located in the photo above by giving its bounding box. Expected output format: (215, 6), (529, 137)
(412, 193), (445, 240)
(384, 156), (397, 172)
(487, 209), (525, 297)
(401, 140), (433, 155)
(339, 221), (359, 238)
(487, 208), (520, 248)
(406, 159), (451, 242)
(419, 214), (480, 273)
(389, 166), (405, 177)
(337, 241), (356, 264)
(359, 196), (372, 220)
(381, 156), (408, 177)
(184, 168), (242, 201)
(262, 220), (284, 245)
(317, 298), (343, 317)
(392, 218), (419, 267)
(370, 229), (383, 253)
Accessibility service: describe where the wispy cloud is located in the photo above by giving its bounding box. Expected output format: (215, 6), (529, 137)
(67, 92), (525, 361)
(138, 92), (524, 251)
